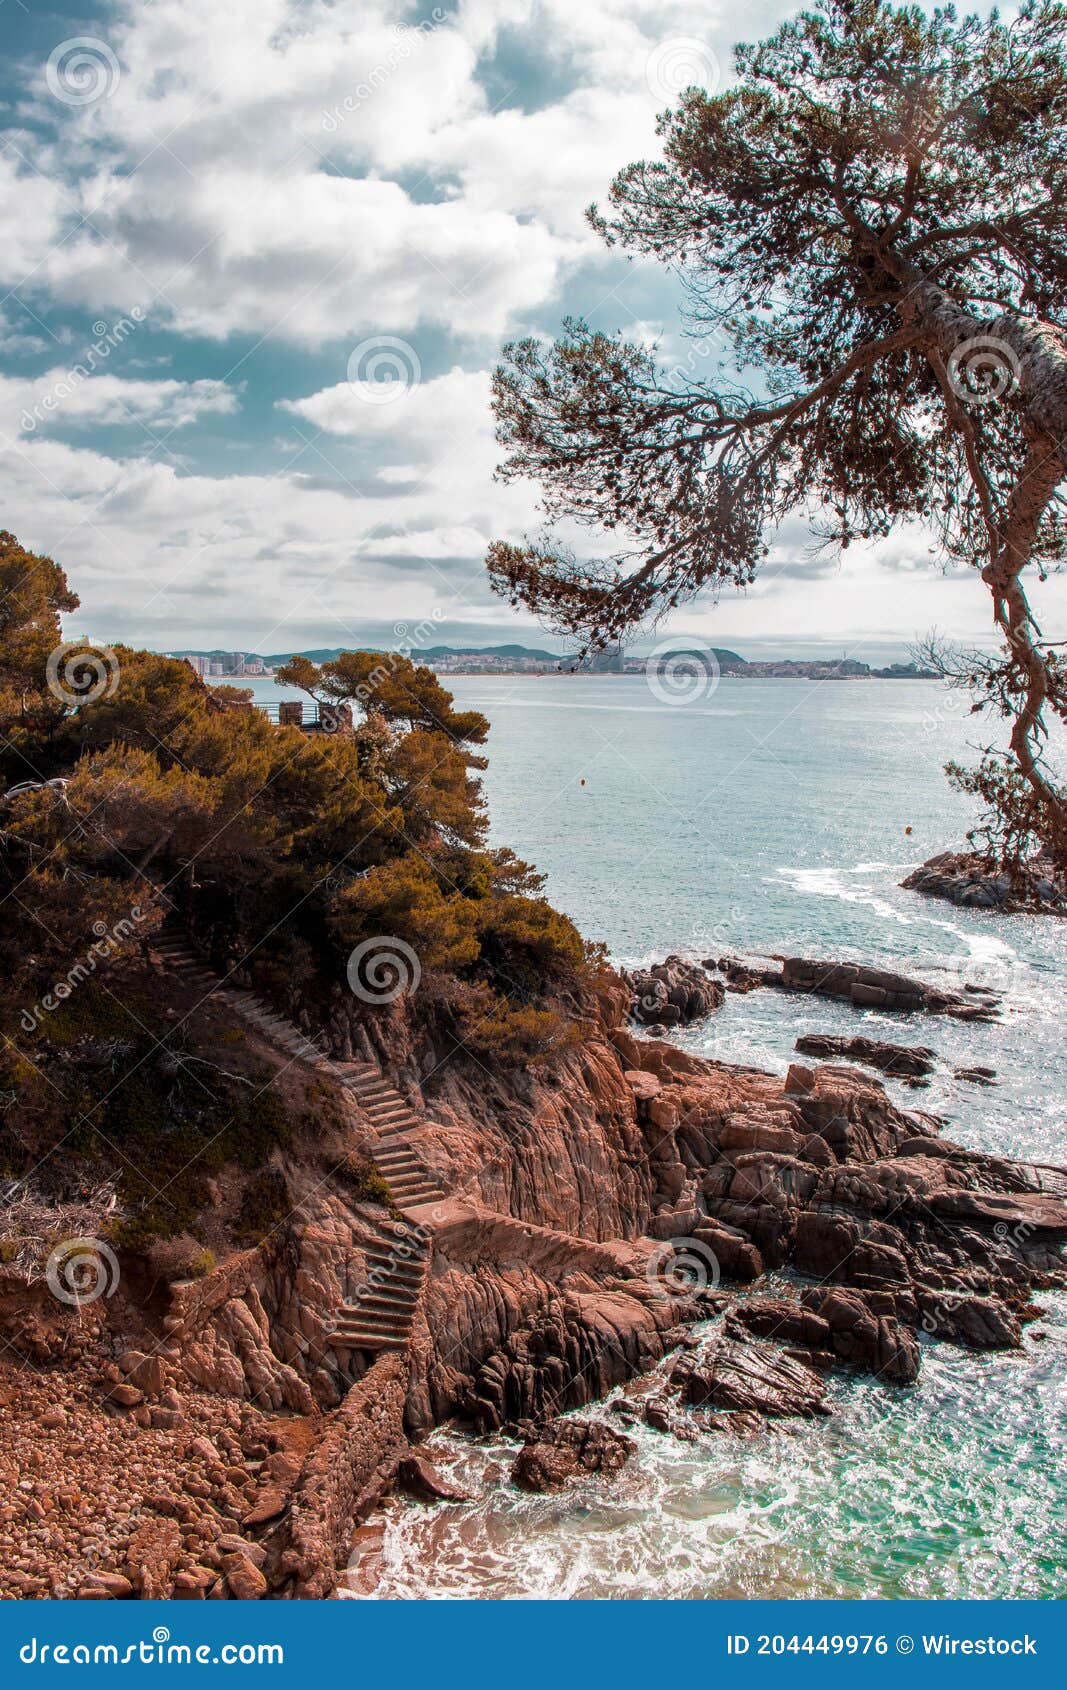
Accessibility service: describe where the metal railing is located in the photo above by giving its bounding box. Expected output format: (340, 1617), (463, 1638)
(256, 701), (353, 732)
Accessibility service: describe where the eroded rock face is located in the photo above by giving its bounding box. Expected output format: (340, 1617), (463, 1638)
(511, 1417), (635, 1492)
(727, 1289), (920, 1385)
(2, 961), (1063, 1600)
(624, 957), (725, 1027)
(671, 1338), (831, 1419)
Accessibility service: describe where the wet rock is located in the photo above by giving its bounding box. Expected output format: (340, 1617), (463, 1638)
(902, 851), (1067, 917)
(510, 1418), (636, 1493)
(625, 957), (725, 1027)
(708, 956), (777, 993)
(954, 1066), (998, 1087)
(671, 1338), (830, 1419)
(917, 1291), (1023, 1350)
(795, 1034), (936, 1080)
(642, 1394), (701, 1441)
(396, 1454), (470, 1504)
(805, 1287), (919, 1383)
(702, 1409), (767, 1437)
(721, 953), (1000, 1021)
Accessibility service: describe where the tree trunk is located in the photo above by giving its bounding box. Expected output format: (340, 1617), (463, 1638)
(901, 277), (1067, 857)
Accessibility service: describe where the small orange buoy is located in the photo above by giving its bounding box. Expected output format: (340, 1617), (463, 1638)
(580, 778), (586, 787)
(905, 825), (913, 835)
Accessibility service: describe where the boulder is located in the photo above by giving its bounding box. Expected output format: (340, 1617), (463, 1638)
(511, 1418), (636, 1493)
(693, 1221), (764, 1282)
(795, 1034), (936, 1080)
(220, 1553), (268, 1600)
(917, 1291), (1023, 1350)
(396, 1454), (470, 1504)
(804, 1286), (920, 1383)
(671, 1338), (830, 1419)
(625, 957), (725, 1027)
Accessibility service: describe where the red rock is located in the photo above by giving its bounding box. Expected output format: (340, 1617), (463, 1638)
(242, 1487), (289, 1526)
(76, 1572), (133, 1599)
(511, 1418), (635, 1493)
(221, 1553), (268, 1599)
(672, 1338), (830, 1419)
(108, 1384), (143, 1408)
(125, 1518), (183, 1598)
(396, 1454), (470, 1503)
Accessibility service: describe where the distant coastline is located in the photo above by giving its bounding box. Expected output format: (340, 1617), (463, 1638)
(163, 644), (939, 683)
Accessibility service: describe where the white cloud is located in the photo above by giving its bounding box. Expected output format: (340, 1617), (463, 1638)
(1, 0), (1042, 661)
(4, 368), (237, 435)
(4, 0), (760, 345)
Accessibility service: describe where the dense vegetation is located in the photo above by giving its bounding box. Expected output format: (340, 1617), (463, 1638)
(0, 532), (594, 1237)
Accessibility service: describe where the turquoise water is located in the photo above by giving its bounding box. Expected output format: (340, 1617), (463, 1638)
(244, 673), (1067, 1598)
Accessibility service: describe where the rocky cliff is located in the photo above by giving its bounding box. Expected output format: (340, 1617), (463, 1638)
(1, 951), (1063, 1600)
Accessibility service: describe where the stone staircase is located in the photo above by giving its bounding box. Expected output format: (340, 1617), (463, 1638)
(153, 929), (447, 1355)
(326, 1220), (431, 1353)
(333, 1062), (447, 1210)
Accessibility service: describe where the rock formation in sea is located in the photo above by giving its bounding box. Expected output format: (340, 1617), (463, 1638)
(793, 1034), (937, 1083)
(902, 850), (1067, 915)
(624, 955), (725, 1027)
(1, 942), (1062, 1599)
(712, 953), (1001, 1019)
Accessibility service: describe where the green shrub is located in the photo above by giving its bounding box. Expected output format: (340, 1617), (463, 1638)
(234, 1166), (290, 1246)
(335, 1152), (398, 1214)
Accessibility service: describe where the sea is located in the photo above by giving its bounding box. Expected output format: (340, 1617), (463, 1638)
(239, 673), (1067, 1599)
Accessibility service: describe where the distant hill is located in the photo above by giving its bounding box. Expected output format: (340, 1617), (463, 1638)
(169, 644), (567, 665)
(636, 646), (746, 669)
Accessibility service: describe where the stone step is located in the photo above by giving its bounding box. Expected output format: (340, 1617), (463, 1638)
(359, 1245), (427, 1267)
(343, 1294), (421, 1316)
(358, 1237), (426, 1264)
(327, 1331), (410, 1351)
(333, 1311), (413, 1332)
(334, 1304), (416, 1324)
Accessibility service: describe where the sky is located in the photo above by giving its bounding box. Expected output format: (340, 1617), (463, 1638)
(0, 0), (1059, 665)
